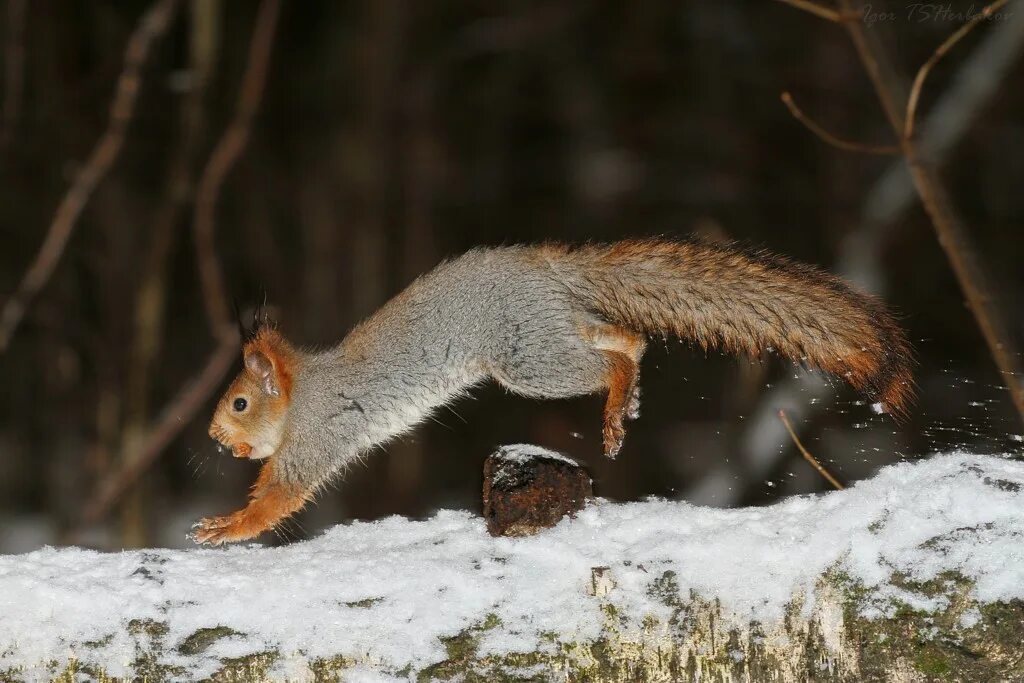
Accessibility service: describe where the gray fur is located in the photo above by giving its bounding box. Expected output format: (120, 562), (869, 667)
(276, 245), (611, 489)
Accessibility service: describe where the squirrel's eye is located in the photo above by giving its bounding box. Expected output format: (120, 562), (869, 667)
(233, 397), (248, 412)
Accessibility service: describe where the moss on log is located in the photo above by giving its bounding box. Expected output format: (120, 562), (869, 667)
(4, 570), (1022, 682)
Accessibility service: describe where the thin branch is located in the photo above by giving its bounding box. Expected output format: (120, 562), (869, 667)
(126, 0), (220, 420)
(778, 410), (845, 490)
(781, 92), (900, 155)
(777, 0), (1024, 425)
(905, 0), (1010, 140)
(771, 0), (849, 23)
(111, 0), (223, 545)
(834, 0), (1024, 424)
(712, 3), (1024, 508)
(80, 334), (239, 525)
(194, 0), (281, 333)
(0, 0), (26, 148)
(904, 163), (1024, 421)
(78, 0), (282, 529)
(865, 5), (1024, 229)
(0, 0), (180, 352)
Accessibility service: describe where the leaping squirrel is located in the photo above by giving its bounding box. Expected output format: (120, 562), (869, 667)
(193, 239), (913, 545)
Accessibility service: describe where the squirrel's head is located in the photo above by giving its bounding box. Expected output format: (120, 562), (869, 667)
(209, 326), (295, 460)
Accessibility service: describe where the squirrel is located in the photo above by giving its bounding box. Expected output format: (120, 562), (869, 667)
(192, 238), (913, 545)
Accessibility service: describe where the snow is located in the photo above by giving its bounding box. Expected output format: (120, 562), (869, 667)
(1, 451), (1023, 680)
(489, 443), (587, 488)
(492, 443), (582, 468)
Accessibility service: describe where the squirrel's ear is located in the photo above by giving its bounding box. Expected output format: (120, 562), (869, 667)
(244, 350), (281, 397)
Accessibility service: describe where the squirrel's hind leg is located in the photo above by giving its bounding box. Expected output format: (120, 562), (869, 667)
(489, 318), (645, 457)
(192, 460), (310, 545)
(589, 327), (646, 459)
(601, 351), (638, 458)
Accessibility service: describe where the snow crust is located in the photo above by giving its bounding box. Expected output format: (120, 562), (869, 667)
(1, 452), (1022, 680)
(492, 443), (582, 467)
(489, 444), (587, 488)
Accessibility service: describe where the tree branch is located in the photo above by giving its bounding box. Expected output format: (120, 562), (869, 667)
(771, 0), (852, 23)
(81, 336), (239, 525)
(830, 0), (1024, 424)
(714, 1), (1024, 508)
(79, 0), (281, 528)
(905, 0), (1009, 140)
(112, 0), (224, 545)
(194, 0), (281, 334)
(778, 410), (845, 490)
(780, 91), (900, 155)
(0, 0), (180, 352)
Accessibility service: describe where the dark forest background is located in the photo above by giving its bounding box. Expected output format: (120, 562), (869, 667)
(0, 0), (1021, 552)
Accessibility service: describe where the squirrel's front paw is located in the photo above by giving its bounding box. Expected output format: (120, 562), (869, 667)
(190, 513), (250, 546)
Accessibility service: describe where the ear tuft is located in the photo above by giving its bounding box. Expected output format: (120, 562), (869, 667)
(237, 299), (277, 344)
(240, 324), (295, 399)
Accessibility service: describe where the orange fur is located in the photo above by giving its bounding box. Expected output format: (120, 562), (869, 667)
(243, 327), (296, 400)
(207, 325), (297, 460)
(586, 325), (646, 457)
(601, 350), (639, 458)
(562, 239), (915, 417)
(192, 460), (310, 545)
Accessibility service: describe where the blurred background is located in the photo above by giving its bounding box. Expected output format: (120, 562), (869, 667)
(0, 0), (1021, 552)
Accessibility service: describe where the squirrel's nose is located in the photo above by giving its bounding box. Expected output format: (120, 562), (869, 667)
(208, 422), (227, 444)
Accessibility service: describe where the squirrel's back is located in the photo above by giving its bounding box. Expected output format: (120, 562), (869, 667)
(335, 238), (912, 414)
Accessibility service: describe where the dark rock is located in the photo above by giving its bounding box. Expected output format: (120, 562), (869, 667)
(482, 444), (593, 537)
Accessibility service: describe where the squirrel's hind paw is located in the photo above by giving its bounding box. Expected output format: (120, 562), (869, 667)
(602, 419), (625, 459)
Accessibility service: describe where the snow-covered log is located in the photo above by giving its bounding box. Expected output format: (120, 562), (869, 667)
(2, 452), (1023, 682)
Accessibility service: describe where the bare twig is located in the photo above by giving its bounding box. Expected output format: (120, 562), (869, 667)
(777, 0), (1024, 425)
(114, 0), (223, 545)
(80, 0), (281, 528)
(706, 5), (1024, 508)
(771, 0), (849, 23)
(778, 410), (845, 490)
(865, 4), (1024, 229)
(0, 0), (180, 352)
(81, 335), (238, 524)
(781, 92), (900, 155)
(128, 0), (219, 403)
(902, 163), (1024, 421)
(1, 0), (26, 147)
(194, 0), (281, 333)
(905, 0), (1009, 140)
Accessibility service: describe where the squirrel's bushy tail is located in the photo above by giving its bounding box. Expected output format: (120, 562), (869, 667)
(554, 239), (914, 416)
